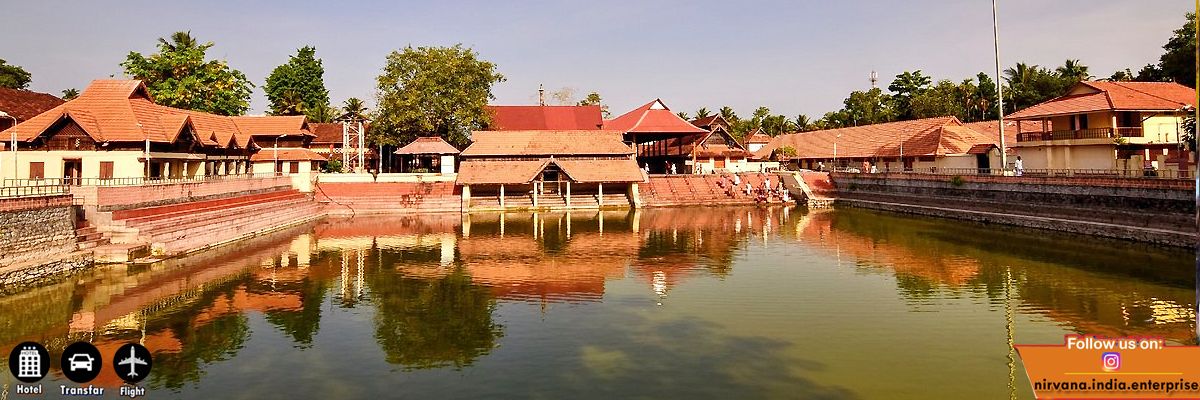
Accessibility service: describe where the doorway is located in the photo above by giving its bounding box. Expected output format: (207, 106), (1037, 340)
(63, 159), (82, 185)
(975, 153), (991, 174)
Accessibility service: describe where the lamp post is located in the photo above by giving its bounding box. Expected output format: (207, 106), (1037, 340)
(274, 134), (286, 175)
(0, 111), (17, 182)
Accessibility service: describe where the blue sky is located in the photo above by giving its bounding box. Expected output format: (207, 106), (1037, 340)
(0, 1), (1192, 119)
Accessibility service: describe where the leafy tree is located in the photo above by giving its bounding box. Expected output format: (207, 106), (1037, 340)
(0, 58), (32, 89)
(974, 72), (999, 121)
(1004, 63), (1070, 114)
(695, 107), (711, 119)
(121, 31), (253, 115)
(888, 70), (932, 119)
(61, 88), (80, 100)
(576, 91), (609, 118)
(373, 44), (504, 147)
(841, 88), (896, 125)
(1141, 12), (1197, 87)
(1055, 59), (1092, 82)
(777, 146), (797, 158)
(910, 79), (973, 120)
(306, 102), (335, 123)
(1109, 69), (1135, 82)
(264, 46), (330, 119)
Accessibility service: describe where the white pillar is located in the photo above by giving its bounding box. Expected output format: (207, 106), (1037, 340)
(598, 182), (604, 207)
(499, 184), (505, 208)
(566, 181), (572, 208)
(532, 182), (539, 207)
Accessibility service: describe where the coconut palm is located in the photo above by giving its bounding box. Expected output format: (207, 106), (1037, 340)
(719, 106), (737, 122)
(676, 111), (690, 120)
(1055, 59), (1092, 82)
(158, 31), (200, 52)
(341, 97), (368, 121)
(274, 89), (305, 116)
(1004, 63), (1036, 85)
(794, 114), (811, 132)
(695, 107), (711, 119)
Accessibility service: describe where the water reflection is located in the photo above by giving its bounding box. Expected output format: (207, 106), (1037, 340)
(0, 206), (1192, 398)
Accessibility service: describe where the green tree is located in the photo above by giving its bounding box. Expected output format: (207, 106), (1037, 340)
(373, 45), (504, 147)
(695, 107), (711, 119)
(719, 106), (738, 122)
(841, 88), (896, 125)
(888, 70), (932, 119)
(1109, 68), (1135, 82)
(676, 111), (690, 120)
(910, 79), (973, 120)
(0, 58), (32, 89)
(61, 88), (80, 100)
(974, 72), (999, 121)
(1055, 59), (1092, 82)
(1004, 63), (1070, 114)
(121, 31), (253, 115)
(265, 46), (330, 119)
(576, 91), (609, 118)
(1141, 12), (1196, 87)
(794, 114), (811, 132)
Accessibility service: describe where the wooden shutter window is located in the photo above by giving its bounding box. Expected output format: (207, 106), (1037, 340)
(29, 162), (44, 179)
(100, 161), (114, 179)
(289, 161), (299, 174)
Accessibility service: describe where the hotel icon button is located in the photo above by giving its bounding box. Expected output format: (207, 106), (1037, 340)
(113, 343), (152, 383)
(60, 342), (102, 383)
(8, 342), (49, 383)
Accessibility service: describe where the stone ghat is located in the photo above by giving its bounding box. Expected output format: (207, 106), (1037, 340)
(314, 181), (461, 215)
(640, 174), (795, 207)
(828, 172), (1195, 247)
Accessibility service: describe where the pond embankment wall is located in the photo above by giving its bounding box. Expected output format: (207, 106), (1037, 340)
(0, 195), (91, 289)
(828, 172), (1195, 247)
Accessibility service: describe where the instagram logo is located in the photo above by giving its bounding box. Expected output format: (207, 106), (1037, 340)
(1101, 352), (1121, 371)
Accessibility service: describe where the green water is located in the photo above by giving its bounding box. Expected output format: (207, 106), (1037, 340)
(0, 207), (1194, 399)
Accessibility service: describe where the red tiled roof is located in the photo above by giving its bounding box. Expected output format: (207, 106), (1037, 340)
(967, 143), (996, 154)
(555, 159), (645, 183)
(603, 99), (708, 135)
(4, 79), (299, 150)
(0, 87), (64, 124)
(746, 129), (772, 144)
(755, 117), (996, 160)
(461, 130), (633, 157)
(485, 105), (603, 130)
(1008, 81), (1197, 119)
(690, 115), (728, 130)
(232, 115), (314, 138)
(394, 136), (460, 155)
(963, 120), (1042, 148)
(249, 148), (327, 162)
(456, 159), (549, 184)
(638, 129), (751, 159)
(309, 122), (344, 144)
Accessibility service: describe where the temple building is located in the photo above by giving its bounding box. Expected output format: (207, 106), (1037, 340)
(455, 130), (645, 211)
(635, 114), (756, 174)
(0, 87), (64, 131)
(756, 116), (1002, 172)
(238, 115), (325, 176)
(393, 136), (459, 173)
(484, 105), (603, 130)
(603, 99), (709, 172)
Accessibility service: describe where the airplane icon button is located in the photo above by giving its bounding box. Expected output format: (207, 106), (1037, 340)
(112, 343), (152, 383)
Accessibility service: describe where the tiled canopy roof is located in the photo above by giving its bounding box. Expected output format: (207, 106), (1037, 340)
(309, 122), (344, 144)
(232, 115), (314, 138)
(5, 79), (309, 149)
(755, 117), (997, 160)
(603, 99), (708, 135)
(456, 158), (644, 185)
(485, 105), (603, 130)
(461, 130), (633, 157)
(690, 115), (728, 130)
(0, 87), (64, 124)
(1008, 81), (1197, 120)
(745, 128), (772, 144)
(394, 136), (460, 155)
(249, 148), (327, 162)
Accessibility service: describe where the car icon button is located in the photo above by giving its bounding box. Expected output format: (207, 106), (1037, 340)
(60, 342), (102, 383)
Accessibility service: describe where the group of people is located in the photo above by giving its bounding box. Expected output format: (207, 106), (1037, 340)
(716, 173), (789, 203)
(643, 162), (679, 175)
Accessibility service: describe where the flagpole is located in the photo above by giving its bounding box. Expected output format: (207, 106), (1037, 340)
(992, 0), (1007, 172)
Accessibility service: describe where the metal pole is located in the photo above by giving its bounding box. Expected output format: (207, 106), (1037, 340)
(1192, 0), (1198, 345)
(993, 0), (1008, 170)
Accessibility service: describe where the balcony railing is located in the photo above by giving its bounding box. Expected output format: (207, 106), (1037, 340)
(0, 184), (70, 199)
(2, 172), (282, 188)
(1016, 127), (1144, 142)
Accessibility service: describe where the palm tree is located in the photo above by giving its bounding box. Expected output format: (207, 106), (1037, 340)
(158, 31), (200, 52)
(719, 106), (737, 122)
(676, 111), (690, 120)
(1003, 63), (1036, 86)
(1055, 59), (1091, 82)
(275, 89), (305, 116)
(61, 88), (79, 100)
(341, 97), (368, 121)
(794, 114), (811, 132)
(695, 107), (711, 119)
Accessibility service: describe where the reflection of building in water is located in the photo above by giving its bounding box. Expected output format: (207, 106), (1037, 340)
(792, 209), (1197, 342)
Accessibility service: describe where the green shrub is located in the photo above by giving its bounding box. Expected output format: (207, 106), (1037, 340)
(949, 175), (965, 187)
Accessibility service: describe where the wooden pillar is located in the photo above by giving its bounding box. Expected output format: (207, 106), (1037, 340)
(598, 182), (604, 207)
(565, 181), (571, 208)
(499, 184), (505, 208)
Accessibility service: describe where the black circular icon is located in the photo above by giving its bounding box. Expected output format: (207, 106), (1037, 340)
(60, 342), (102, 383)
(111, 343), (152, 383)
(8, 342), (49, 383)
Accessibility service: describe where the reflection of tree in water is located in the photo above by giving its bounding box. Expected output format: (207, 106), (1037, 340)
(257, 276), (329, 348)
(148, 277), (252, 390)
(367, 265), (502, 370)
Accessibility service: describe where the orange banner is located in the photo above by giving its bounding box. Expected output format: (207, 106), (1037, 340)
(1016, 335), (1200, 399)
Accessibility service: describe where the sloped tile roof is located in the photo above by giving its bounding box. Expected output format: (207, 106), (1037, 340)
(457, 159), (549, 184)
(603, 99), (708, 135)
(963, 120), (1042, 147)
(232, 115), (314, 138)
(394, 136), (460, 155)
(755, 116), (996, 159)
(1008, 81), (1197, 119)
(0, 87), (64, 124)
(309, 122), (344, 144)
(249, 148), (327, 162)
(745, 128), (772, 144)
(461, 130), (632, 157)
(555, 159), (645, 183)
(5, 79), (303, 150)
(485, 105), (603, 130)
